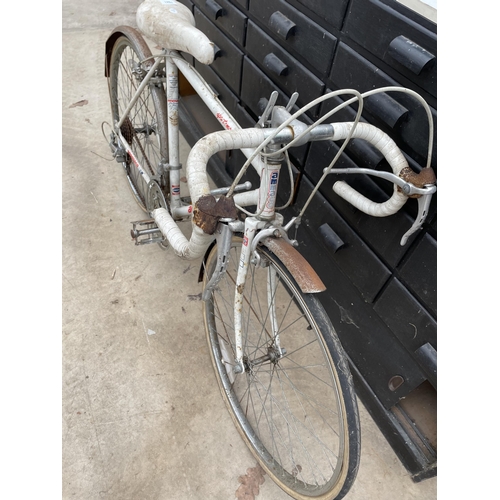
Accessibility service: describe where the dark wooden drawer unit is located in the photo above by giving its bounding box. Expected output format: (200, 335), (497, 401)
(192, 0), (247, 46)
(180, 0), (437, 480)
(193, 62), (254, 132)
(305, 142), (417, 269)
(398, 233), (437, 317)
(245, 20), (325, 112)
(344, 0), (436, 99)
(177, 0), (194, 12)
(296, 180), (393, 304)
(329, 42), (437, 168)
(241, 57), (309, 167)
(194, 8), (244, 94)
(291, 179), (428, 408)
(291, 0), (350, 31)
(373, 277), (437, 388)
(234, 0), (247, 10)
(248, 0), (337, 76)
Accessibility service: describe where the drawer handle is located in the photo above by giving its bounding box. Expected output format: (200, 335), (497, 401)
(318, 223), (345, 254)
(414, 342), (437, 389)
(268, 11), (296, 40)
(205, 0), (224, 20)
(208, 84), (219, 97)
(387, 35), (435, 75)
(213, 43), (223, 60)
(365, 92), (409, 129)
(263, 53), (288, 76)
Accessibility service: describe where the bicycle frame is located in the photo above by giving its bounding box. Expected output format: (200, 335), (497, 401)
(111, 44), (436, 374)
(113, 47), (303, 372)
(115, 48), (286, 219)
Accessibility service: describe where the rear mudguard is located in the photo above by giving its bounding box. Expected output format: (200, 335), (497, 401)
(104, 26), (145, 77)
(198, 236), (326, 294)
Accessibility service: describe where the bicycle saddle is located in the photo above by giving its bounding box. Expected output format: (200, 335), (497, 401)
(136, 0), (215, 65)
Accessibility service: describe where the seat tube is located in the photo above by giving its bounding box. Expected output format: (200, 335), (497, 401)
(166, 54), (182, 209)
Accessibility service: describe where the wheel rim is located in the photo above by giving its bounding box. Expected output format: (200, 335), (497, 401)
(204, 241), (349, 497)
(110, 38), (166, 211)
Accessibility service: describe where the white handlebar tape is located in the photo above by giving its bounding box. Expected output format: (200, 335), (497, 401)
(187, 128), (267, 204)
(152, 207), (212, 260)
(331, 122), (408, 216)
(153, 128), (268, 260)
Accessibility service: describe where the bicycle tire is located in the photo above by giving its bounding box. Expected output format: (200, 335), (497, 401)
(107, 27), (169, 212)
(203, 237), (360, 500)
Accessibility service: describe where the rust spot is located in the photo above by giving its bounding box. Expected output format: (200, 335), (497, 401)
(193, 195), (238, 234)
(168, 109), (179, 127)
(399, 166), (436, 198)
(237, 284), (245, 295)
(263, 237), (326, 293)
(235, 463), (266, 500)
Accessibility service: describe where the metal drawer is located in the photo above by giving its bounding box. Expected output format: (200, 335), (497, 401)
(248, 0), (336, 76)
(192, 0), (247, 45)
(245, 21), (325, 113)
(344, 0), (436, 98)
(194, 8), (244, 94)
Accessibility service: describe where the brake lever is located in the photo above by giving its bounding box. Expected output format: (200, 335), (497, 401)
(399, 184), (435, 245)
(256, 91), (279, 128)
(325, 166), (436, 245)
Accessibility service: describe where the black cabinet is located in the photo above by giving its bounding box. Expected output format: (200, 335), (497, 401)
(181, 0), (437, 481)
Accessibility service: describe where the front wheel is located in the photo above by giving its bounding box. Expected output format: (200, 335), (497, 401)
(202, 237), (360, 500)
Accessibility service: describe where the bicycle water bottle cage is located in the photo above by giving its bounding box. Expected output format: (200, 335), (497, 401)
(136, 0), (215, 65)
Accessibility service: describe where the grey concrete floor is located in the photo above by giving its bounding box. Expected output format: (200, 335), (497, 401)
(62, 1), (438, 498)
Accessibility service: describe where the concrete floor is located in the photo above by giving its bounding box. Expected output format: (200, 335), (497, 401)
(62, 1), (438, 498)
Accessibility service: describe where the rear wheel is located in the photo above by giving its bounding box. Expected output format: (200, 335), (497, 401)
(203, 237), (360, 499)
(107, 27), (168, 212)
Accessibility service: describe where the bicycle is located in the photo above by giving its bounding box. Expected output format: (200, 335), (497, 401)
(103, 1), (437, 498)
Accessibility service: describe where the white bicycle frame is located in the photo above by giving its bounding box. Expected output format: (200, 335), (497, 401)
(115, 48), (293, 372)
(113, 46), (436, 373)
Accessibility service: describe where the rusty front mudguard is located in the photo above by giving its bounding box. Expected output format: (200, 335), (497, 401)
(198, 236), (326, 294)
(104, 26), (145, 77)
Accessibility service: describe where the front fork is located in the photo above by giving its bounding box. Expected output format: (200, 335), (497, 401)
(204, 215), (288, 375)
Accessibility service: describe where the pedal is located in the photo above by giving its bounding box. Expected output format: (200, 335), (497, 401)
(130, 219), (163, 246)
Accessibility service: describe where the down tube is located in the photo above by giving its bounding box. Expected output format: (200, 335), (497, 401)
(174, 57), (263, 174)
